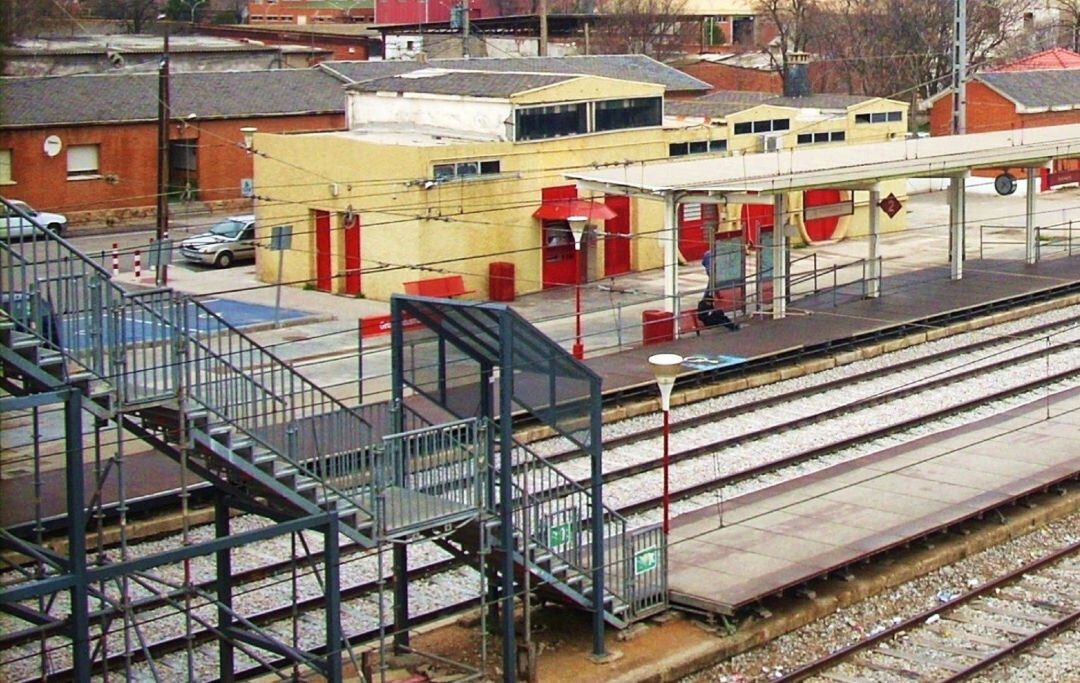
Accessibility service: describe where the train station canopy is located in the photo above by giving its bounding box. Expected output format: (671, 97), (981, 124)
(567, 124), (1080, 197)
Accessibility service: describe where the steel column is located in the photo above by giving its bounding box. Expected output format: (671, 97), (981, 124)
(64, 391), (91, 682)
(1026, 167), (1038, 264)
(663, 194), (680, 331)
(772, 194), (788, 319)
(324, 514), (343, 682)
(393, 544), (409, 652)
(588, 375), (606, 658)
(868, 187), (881, 298)
(498, 315), (517, 682)
(215, 494), (235, 682)
(949, 174), (967, 280)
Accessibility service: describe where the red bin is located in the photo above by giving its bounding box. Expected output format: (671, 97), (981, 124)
(642, 309), (675, 345)
(489, 261), (515, 302)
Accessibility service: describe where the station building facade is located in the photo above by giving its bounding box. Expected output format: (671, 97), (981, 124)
(253, 67), (908, 301)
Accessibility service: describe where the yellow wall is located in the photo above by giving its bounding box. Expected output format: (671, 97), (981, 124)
(254, 95), (910, 301)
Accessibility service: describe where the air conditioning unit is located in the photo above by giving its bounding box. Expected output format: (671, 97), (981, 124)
(761, 134), (782, 152)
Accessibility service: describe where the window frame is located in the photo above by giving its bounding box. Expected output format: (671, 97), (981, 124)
(67, 144), (100, 179)
(431, 158), (501, 183)
(0, 149), (12, 184)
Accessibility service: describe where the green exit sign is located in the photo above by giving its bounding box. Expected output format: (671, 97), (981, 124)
(634, 546), (659, 576)
(548, 522), (573, 548)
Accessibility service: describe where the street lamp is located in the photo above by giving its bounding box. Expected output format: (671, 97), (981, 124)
(240, 126), (258, 152)
(567, 214), (588, 360)
(649, 353), (683, 535)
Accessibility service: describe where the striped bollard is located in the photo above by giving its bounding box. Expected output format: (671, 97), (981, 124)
(111, 243), (119, 277)
(134, 250), (141, 279)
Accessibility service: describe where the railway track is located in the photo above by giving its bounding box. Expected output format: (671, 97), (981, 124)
(774, 541), (1080, 682)
(8, 306), (1080, 681)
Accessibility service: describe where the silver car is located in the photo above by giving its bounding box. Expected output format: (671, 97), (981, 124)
(180, 215), (256, 268)
(1, 199), (68, 239)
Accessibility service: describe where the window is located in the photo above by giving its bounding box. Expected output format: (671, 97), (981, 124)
(796, 131), (846, 145)
(733, 118), (789, 135)
(432, 159), (501, 182)
(515, 103), (588, 141)
(856, 111), (903, 124)
(67, 144), (99, 178)
(669, 139), (726, 157)
(594, 97), (662, 132)
(0, 149), (11, 183)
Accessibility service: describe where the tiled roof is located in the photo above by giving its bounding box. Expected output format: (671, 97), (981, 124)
(665, 101), (747, 118)
(977, 69), (1080, 110)
(991, 47), (1080, 72)
(349, 69), (575, 97)
(698, 90), (878, 110)
(1, 69), (346, 127)
(323, 55), (711, 92)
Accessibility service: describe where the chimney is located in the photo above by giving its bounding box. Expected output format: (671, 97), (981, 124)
(783, 51), (811, 98)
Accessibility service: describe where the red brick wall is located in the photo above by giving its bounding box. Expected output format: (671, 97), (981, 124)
(0, 113), (344, 217)
(678, 62), (782, 93)
(929, 81), (1080, 136)
(195, 25), (372, 61)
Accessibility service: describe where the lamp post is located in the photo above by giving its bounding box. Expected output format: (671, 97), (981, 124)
(567, 215), (588, 360)
(649, 353), (683, 535)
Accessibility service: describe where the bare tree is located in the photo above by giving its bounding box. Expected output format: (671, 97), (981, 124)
(754, 0), (823, 93)
(0, 0), (68, 43)
(86, 0), (163, 33)
(1048, 0), (1080, 51)
(589, 0), (694, 61)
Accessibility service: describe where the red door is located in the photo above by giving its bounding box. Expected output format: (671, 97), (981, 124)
(741, 203), (773, 247)
(803, 189), (843, 242)
(678, 203), (708, 261)
(314, 210), (332, 292)
(343, 213), (361, 295)
(604, 195), (631, 276)
(541, 185), (579, 288)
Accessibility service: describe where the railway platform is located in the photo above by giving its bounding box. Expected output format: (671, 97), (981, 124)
(667, 386), (1080, 616)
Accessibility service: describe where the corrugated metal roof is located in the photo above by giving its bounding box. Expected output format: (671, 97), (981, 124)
(349, 69), (575, 97)
(567, 125), (1080, 194)
(977, 70), (1080, 111)
(665, 101), (745, 118)
(699, 90), (880, 110)
(0, 69), (347, 127)
(323, 55), (710, 92)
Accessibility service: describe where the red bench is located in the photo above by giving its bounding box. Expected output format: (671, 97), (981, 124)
(402, 275), (474, 299)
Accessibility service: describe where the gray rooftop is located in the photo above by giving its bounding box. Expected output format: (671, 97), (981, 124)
(1, 69), (346, 127)
(699, 90), (878, 110)
(664, 101), (747, 118)
(322, 55), (711, 92)
(977, 69), (1080, 110)
(349, 70), (577, 97)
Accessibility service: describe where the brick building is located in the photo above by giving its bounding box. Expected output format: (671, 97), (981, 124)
(926, 48), (1080, 182)
(196, 23), (380, 61)
(0, 69), (346, 221)
(247, 0), (373, 24)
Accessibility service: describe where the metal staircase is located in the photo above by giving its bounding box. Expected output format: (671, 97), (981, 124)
(0, 217), (383, 547)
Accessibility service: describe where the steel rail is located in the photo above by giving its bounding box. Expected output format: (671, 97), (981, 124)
(772, 540), (1080, 682)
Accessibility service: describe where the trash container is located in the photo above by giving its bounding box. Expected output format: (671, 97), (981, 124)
(642, 309), (675, 345)
(489, 261), (515, 302)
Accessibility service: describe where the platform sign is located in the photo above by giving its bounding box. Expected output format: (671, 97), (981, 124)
(634, 546), (659, 576)
(878, 193), (903, 219)
(682, 354), (746, 372)
(241, 178), (254, 198)
(549, 522), (573, 548)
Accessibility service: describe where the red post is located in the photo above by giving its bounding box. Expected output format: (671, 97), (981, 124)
(662, 407), (671, 535)
(572, 248), (584, 360)
(134, 250), (142, 279)
(111, 243), (119, 277)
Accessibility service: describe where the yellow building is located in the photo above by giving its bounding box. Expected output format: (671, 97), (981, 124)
(253, 61), (909, 302)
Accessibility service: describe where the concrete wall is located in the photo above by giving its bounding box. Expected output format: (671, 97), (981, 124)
(348, 93), (513, 139)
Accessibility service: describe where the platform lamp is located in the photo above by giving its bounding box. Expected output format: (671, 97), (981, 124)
(240, 126), (258, 152)
(567, 214), (589, 360)
(649, 353), (683, 535)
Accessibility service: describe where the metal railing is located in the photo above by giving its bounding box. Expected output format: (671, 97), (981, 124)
(509, 438), (667, 622)
(0, 199), (386, 537)
(372, 418), (487, 538)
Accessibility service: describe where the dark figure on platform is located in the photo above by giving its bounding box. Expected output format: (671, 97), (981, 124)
(697, 295), (739, 331)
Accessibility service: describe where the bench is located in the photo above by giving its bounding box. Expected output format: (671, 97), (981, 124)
(402, 275), (474, 299)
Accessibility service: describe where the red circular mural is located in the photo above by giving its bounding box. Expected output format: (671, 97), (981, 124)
(803, 189), (843, 242)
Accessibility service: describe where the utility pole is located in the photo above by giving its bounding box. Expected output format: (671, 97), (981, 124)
(538, 0), (548, 56)
(951, 0), (966, 135)
(156, 24), (171, 286)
